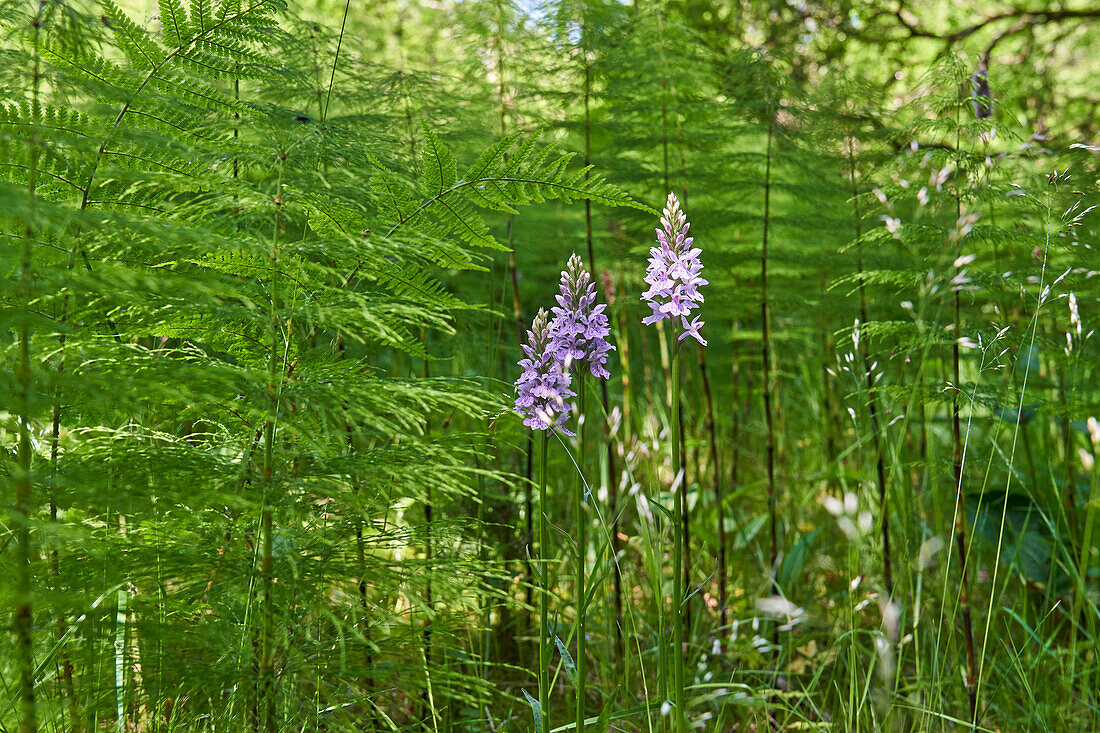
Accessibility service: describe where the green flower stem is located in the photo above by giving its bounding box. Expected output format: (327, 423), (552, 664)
(671, 349), (685, 733)
(612, 314), (631, 660)
(1072, 436), (1099, 697)
(539, 431), (550, 733)
(576, 374), (588, 732)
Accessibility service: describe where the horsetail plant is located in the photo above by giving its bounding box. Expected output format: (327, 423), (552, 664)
(642, 192), (706, 732)
(515, 307), (575, 733)
(575, 0), (625, 686)
(549, 252), (614, 729)
(13, 3), (43, 729)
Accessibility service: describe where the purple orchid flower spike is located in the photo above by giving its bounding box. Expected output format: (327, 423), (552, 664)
(641, 192), (707, 346)
(550, 253), (615, 379)
(515, 308), (576, 435)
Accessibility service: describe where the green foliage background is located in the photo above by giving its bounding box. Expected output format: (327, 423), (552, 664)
(2, 0), (1098, 730)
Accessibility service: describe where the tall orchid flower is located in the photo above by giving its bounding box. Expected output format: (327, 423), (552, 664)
(514, 306), (573, 733)
(641, 192), (705, 733)
(550, 252), (615, 379)
(515, 308), (575, 435)
(548, 252), (614, 730)
(642, 192), (708, 345)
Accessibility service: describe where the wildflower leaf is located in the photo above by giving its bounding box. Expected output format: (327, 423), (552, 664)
(649, 498), (674, 523)
(682, 559), (717, 609)
(731, 515), (768, 550)
(553, 634), (578, 689)
(521, 689), (543, 730)
(777, 528), (820, 593)
(594, 686), (619, 732)
(968, 491), (1065, 592)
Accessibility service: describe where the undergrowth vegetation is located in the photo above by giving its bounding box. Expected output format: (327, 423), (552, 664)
(1, 0), (1098, 730)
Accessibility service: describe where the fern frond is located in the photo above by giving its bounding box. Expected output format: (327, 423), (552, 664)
(158, 0), (190, 46)
(102, 0), (163, 70)
(420, 123), (457, 196)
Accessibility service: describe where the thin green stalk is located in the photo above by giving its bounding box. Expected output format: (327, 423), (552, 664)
(729, 322), (744, 544)
(671, 350), (685, 733)
(322, 0), (351, 123)
(676, 190), (693, 645)
(846, 132), (892, 596)
(538, 432), (550, 733)
(950, 106), (977, 728)
(260, 165), (285, 733)
(657, 321), (671, 406)
(522, 410), (535, 621)
(612, 311), (630, 657)
(507, 223), (533, 656)
(83, 597), (98, 731)
(947, 289), (979, 727)
(14, 140), (37, 733)
(579, 9), (621, 680)
(476, 446), (491, 686)
(845, 537), (857, 730)
(575, 374), (588, 732)
(680, 394), (691, 637)
(113, 587), (129, 729)
(819, 323), (839, 497)
(698, 344), (725, 633)
(422, 336), (436, 729)
(15, 6), (43, 729)
(761, 113), (778, 590)
(1075, 431), (1099, 697)
(496, 10), (534, 642)
(355, 517), (374, 708)
(339, 339), (376, 727)
(43, 14), (78, 722)
(261, 422), (276, 731)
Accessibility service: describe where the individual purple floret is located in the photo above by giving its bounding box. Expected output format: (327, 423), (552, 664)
(641, 192), (708, 346)
(550, 253), (615, 380)
(515, 308), (576, 435)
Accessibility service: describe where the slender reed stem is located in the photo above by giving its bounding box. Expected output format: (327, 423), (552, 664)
(322, 0), (351, 123)
(951, 291), (977, 728)
(15, 8), (43, 730)
(575, 375), (588, 732)
(46, 79), (79, 733)
(538, 432), (550, 733)
(1074, 429), (1099, 698)
(580, 31), (616, 699)
(14, 133), (37, 733)
(260, 165), (285, 733)
(422, 464), (435, 708)
(576, 27), (620, 695)
(261, 423), (275, 730)
(355, 519), (374, 699)
(761, 114), (778, 586)
(612, 313), (630, 657)
(730, 324), (744, 551)
(618, 312), (633, 436)
(494, 14), (535, 662)
(819, 323), (839, 497)
(949, 99), (977, 728)
(680, 396), (692, 639)
(422, 337), (436, 726)
(846, 133), (892, 595)
(524, 434), (535, 614)
(698, 344), (725, 633)
(671, 350), (685, 733)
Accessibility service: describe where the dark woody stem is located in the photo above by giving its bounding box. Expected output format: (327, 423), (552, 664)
(538, 430), (550, 733)
(671, 349), (686, 733)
